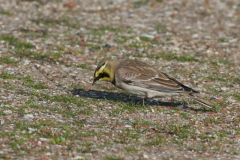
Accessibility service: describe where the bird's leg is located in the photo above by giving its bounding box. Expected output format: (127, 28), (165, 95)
(170, 97), (174, 102)
(134, 97), (147, 105)
(142, 97), (148, 106)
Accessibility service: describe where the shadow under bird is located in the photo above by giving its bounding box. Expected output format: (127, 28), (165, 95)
(92, 59), (214, 109)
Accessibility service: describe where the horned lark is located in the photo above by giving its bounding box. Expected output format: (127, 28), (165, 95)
(92, 59), (214, 108)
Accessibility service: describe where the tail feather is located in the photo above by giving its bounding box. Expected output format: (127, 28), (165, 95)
(181, 93), (214, 109)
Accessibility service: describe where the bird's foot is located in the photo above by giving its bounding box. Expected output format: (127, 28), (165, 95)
(134, 98), (147, 106)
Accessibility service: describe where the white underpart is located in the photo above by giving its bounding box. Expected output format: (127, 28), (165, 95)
(119, 82), (180, 98)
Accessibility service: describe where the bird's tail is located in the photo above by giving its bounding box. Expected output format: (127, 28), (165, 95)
(181, 93), (214, 109)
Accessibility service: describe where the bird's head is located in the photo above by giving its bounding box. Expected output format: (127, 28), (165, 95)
(92, 59), (119, 86)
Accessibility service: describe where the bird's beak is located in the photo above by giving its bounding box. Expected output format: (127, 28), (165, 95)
(92, 79), (96, 86)
(92, 76), (101, 86)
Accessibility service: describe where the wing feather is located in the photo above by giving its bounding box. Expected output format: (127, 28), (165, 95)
(117, 60), (198, 93)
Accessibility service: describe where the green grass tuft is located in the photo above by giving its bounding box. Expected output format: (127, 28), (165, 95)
(140, 36), (152, 42)
(105, 156), (122, 160)
(160, 52), (198, 62)
(0, 72), (16, 79)
(0, 56), (17, 64)
(0, 10), (12, 16)
(124, 147), (138, 153)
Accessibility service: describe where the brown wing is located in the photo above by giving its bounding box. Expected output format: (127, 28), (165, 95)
(117, 60), (198, 93)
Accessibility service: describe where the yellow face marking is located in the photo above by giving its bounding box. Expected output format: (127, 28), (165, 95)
(95, 63), (106, 78)
(94, 62), (112, 82)
(100, 76), (111, 81)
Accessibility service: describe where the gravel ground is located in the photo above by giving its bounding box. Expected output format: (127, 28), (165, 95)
(0, 0), (240, 159)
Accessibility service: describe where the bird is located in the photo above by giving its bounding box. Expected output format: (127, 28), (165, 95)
(92, 59), (214, 109)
